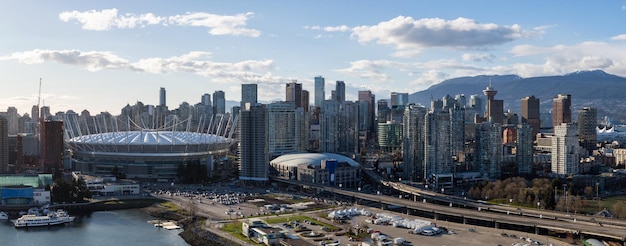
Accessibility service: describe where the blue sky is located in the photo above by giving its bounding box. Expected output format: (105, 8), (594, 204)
(2, 1), (626, 115)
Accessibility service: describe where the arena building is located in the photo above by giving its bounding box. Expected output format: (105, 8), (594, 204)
(0, 174), (53, 206)
(269, 153), (361, 188)
(64, 114), (237, 180)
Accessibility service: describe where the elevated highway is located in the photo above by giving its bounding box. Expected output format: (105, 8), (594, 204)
(362, 169), (626, 230)
(271, 176), (626, 242)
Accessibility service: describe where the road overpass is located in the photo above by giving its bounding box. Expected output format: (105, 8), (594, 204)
(271, 176), (626, 243)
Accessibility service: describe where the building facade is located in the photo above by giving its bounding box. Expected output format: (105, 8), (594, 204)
(314, 76), (325, 107)
(241, 84), (258, 109)
(213, 90), (226, 115)
(521, 95), (541, 139)
(578, 107), (597, 154)
(402, 104), (427, 182)
(238, 103), (268, 181)
(552, 94), (572, 130)
(551, 123), (580, 176)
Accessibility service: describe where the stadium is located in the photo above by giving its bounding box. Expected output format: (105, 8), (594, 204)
(64, 114), (237, 179)
(270, 153), (361, 188)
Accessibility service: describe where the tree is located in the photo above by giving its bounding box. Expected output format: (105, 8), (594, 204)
(583, 186), (594, 198)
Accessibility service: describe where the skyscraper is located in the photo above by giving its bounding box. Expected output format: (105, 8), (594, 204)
(390, 92), (409, 108)
(266, 101), (308, 157)
(301, 90), (309, 112)
(551, 123), (579, 175)
(241, 84), (258, 109)
(238, 103), (268, 182)
(159, 87), (166, 107)
(286, 81), (303, 108)
(213, 90), (226, 115)
(358, 90), (375, 134)
(314, 76), (325, 107)
(578, 107), (597, 154)
(483, 85), (503, 124)
(403, 104), (427, 182)
(201, 93), (211, 107)
(521, 95), (540, 138)
(469, 94), (484, 116)
(475, 122), (503, 179)
(335, 81), (345, 102)
(42, 120), (64, 172)
(552, 94), (571, 130)
(516, 124), (533, 175)
(0, 116), (7, 173)
(320, 100), (340, 153)
(6, 106), (19, 135)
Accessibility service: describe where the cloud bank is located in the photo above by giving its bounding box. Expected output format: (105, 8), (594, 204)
(1, 49), (276, 83)
(59, 8), (260, 37)
(351, 16), (526, 57)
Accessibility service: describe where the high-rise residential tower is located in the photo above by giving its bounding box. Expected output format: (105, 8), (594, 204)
(335, 81), (345, 102)
(301, 90), (309, 112)
(390, 92), (409, 108)
(241, 84), (258, 108)
(578, 107), (597, 154)
(314, 76), (325, 107)
(159, 87), (166, 107)
(0, 116), (7, 173)
(521, 95), (541, 138)
(402, 104), (427, 182)
(358, 90), (375, 134)
(286, 81), (303, 109)
(552, 94), (571, 130)
(42, 120), (64, 172)
(551, 123), (579, 175)
(213, 90), (226, 115)
(238, 103), (268, 182)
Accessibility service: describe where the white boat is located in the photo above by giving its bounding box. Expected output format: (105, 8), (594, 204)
(0, 211), (8, 220)
(13, 210), (75, 228)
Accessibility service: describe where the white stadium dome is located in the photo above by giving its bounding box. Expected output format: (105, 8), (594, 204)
(270, 153), (360, 168)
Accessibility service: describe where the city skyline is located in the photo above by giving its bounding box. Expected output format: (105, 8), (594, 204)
(2, 1), (626, 114)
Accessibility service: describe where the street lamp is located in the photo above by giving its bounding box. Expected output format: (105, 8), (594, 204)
(596, 181), (601, 212)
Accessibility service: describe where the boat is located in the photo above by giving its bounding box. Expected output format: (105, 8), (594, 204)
(0, 211), (8, 220)
(13, 209), (75, 228)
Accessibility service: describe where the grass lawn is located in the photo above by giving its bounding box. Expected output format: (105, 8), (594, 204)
(219, 222), (255, 243)
(161, 201), (188, 214)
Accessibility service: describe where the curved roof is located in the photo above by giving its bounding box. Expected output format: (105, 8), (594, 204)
(270, 153), (360, 168)
(68, 131), (229, 146)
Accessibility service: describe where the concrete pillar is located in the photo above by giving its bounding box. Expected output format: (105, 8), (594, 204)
(434, 211), (438, 220)
(494, 221), (499, 229)
(462, 216), (466, 224)
(534, 225), (538, 235)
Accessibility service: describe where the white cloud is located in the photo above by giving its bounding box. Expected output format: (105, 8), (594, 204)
(1, 49), (133, 71)
(333, 60), (407, 82)
(1, 49), (277, 83)
(59, 9), (260, 37)
(305, 25), (349, 32)
(461, 53), (496, 62)
(611, 34), (626, 41)
(350, 16), (529, 57)
(323, 25), (349, 32)
(409, 70), (449, 88)
(506, 41), (626, 77)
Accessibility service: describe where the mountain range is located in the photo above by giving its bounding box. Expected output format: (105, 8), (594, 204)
(408, 70), (626, 124)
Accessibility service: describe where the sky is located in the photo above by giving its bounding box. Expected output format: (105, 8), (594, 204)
(2, 1), (626, 115)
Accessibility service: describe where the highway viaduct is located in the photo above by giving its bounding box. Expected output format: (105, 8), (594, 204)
(271, 177), (626, 243)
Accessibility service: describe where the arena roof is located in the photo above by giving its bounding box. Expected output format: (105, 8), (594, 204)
(270, 153), (360, 168)
(68, 131), (229, 146)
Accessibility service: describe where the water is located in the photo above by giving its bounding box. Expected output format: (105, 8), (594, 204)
(0, 209), (189, 246)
